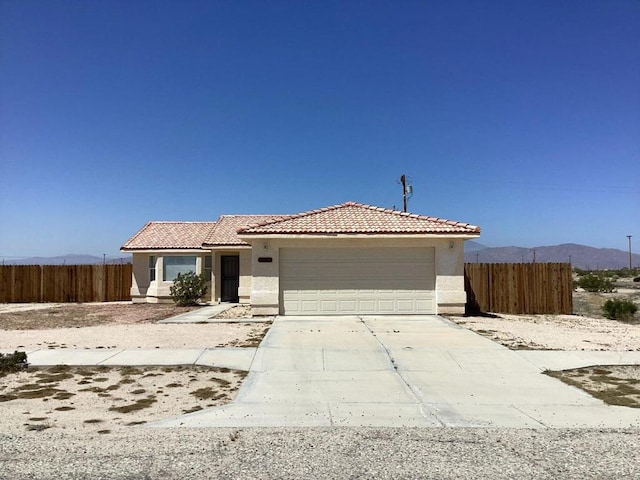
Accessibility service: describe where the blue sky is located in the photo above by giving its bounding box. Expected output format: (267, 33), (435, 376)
(1, 0), (638, 259)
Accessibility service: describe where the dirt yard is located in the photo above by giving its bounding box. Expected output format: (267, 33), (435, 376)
(0, 302), (200, 329)
(453, 313), (640, 351)
(0, 302), (270, 434)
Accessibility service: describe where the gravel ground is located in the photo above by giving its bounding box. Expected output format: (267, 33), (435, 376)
(0, 427), (638, 479)
(1, 323), (265, 350)
(451, 314), (640, 351)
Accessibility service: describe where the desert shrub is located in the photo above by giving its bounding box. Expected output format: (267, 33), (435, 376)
(602, 298), (637, 322)
(576, 274), (615, 293)
(0, 351), (28, 376)
(170, 271), (208, 306)
(634, 277), (640, 283)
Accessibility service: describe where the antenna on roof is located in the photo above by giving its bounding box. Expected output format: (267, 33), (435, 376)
(399, 174), (413, 212)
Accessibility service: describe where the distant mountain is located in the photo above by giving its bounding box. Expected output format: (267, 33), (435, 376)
(2, 254), (132, 266)
(463, 240), (488, 253)
(464, 242), (639, 270)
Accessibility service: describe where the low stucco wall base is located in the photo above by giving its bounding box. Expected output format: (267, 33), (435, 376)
(252, 305), (279, 316)
(437, 304), (466, 315)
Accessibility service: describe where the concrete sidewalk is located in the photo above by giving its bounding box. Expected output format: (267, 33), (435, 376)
(152, 315), (640, 429)
(2, 347), (256, 372)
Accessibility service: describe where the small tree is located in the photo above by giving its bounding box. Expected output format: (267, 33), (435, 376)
(602, 298), (638, 322)
(170, 271), (208, 306)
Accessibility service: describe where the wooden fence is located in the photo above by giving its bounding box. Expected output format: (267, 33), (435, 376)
(0, 264), (132, 303)
(1, 262), (573, 312)
(464, 263), (573, 314)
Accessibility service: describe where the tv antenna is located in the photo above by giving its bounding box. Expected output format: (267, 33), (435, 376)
(399, 174), (413, 212)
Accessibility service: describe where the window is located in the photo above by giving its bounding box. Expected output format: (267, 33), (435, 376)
(149, 256), (156, 282)
(204, 256), (212, 281)
(163, 256), (196, 282)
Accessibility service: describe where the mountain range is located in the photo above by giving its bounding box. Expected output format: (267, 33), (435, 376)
(464, 242), (639, 270)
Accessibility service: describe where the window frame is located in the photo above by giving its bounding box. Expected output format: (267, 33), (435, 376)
(148, 255), (156, 282)
(162, 255), (197, 282)
(203, 255), (212, 282)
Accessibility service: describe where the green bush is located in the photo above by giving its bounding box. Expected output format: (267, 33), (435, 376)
(0, 351), (28, 376)
(602, 298), (638, 322)
(169, 271), (208, 306)
(576, 274), (615, 293)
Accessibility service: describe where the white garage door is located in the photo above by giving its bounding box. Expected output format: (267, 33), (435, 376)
(280, 247), (436, 315)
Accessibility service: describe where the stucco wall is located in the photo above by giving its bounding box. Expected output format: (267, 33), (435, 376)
(434, 239), (466, 314)
(130, 252), (210, 303)
(249, 242), (280, 315)
(130, 253), (151, 303)
(244, 236), (469, 315)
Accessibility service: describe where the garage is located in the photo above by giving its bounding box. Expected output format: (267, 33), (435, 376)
(280, 247), (436, 315)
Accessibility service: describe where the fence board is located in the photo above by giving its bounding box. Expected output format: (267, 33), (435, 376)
(464, 263), (573, 314)
(0, 264), (132, 303)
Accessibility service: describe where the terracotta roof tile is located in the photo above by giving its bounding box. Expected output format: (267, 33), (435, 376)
(238, 202), (481, 235)
(202, 215), (289, 246)
(121, 222), (216, 250)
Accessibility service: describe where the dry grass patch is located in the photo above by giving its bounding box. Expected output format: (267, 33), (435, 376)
(0, 365), (246, 433)
(546, 365), (640, 408)
(0, 303), (200, 330)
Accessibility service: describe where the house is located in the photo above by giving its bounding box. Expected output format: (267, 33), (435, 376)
(121, 201), (480, 315)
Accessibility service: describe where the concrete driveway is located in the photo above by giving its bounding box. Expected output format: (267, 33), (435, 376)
(153, 315), (640, 428)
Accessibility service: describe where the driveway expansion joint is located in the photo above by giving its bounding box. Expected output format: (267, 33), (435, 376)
(97, 349), (127, 365)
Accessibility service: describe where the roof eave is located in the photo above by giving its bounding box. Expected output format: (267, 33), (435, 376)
(120, 247), (211, 253)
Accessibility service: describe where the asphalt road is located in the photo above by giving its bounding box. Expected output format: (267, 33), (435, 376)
(1, 427), (638, 479)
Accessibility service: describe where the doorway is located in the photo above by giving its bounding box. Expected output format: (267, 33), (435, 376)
(220, 255), (240, 303)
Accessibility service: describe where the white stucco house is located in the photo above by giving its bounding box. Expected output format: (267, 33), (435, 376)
(121, 201), (480, 315)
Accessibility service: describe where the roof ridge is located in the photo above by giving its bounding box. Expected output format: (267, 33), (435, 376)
(203, 213), (290, 246)
(356, 202), (479, 228)
(237, 202), (356, 232)
(237, 201), (480, 235)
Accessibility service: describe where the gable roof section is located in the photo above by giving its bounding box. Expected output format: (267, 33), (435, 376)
(238, 202), (481, 236)
(202, 215), (289, 246)
(121, 222), (217, 250)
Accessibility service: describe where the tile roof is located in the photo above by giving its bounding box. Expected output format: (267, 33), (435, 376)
(202, 215), (289, 246)
(121, 222), (217, 250)
(238, 202), (481, 236)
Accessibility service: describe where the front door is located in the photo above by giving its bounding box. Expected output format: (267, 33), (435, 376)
(220, 255), (240, 302)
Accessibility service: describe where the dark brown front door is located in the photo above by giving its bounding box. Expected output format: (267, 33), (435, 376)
(221, 255), (240, 302)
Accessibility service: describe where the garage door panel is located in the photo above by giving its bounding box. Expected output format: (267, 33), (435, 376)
(280, 247), (436, 315)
